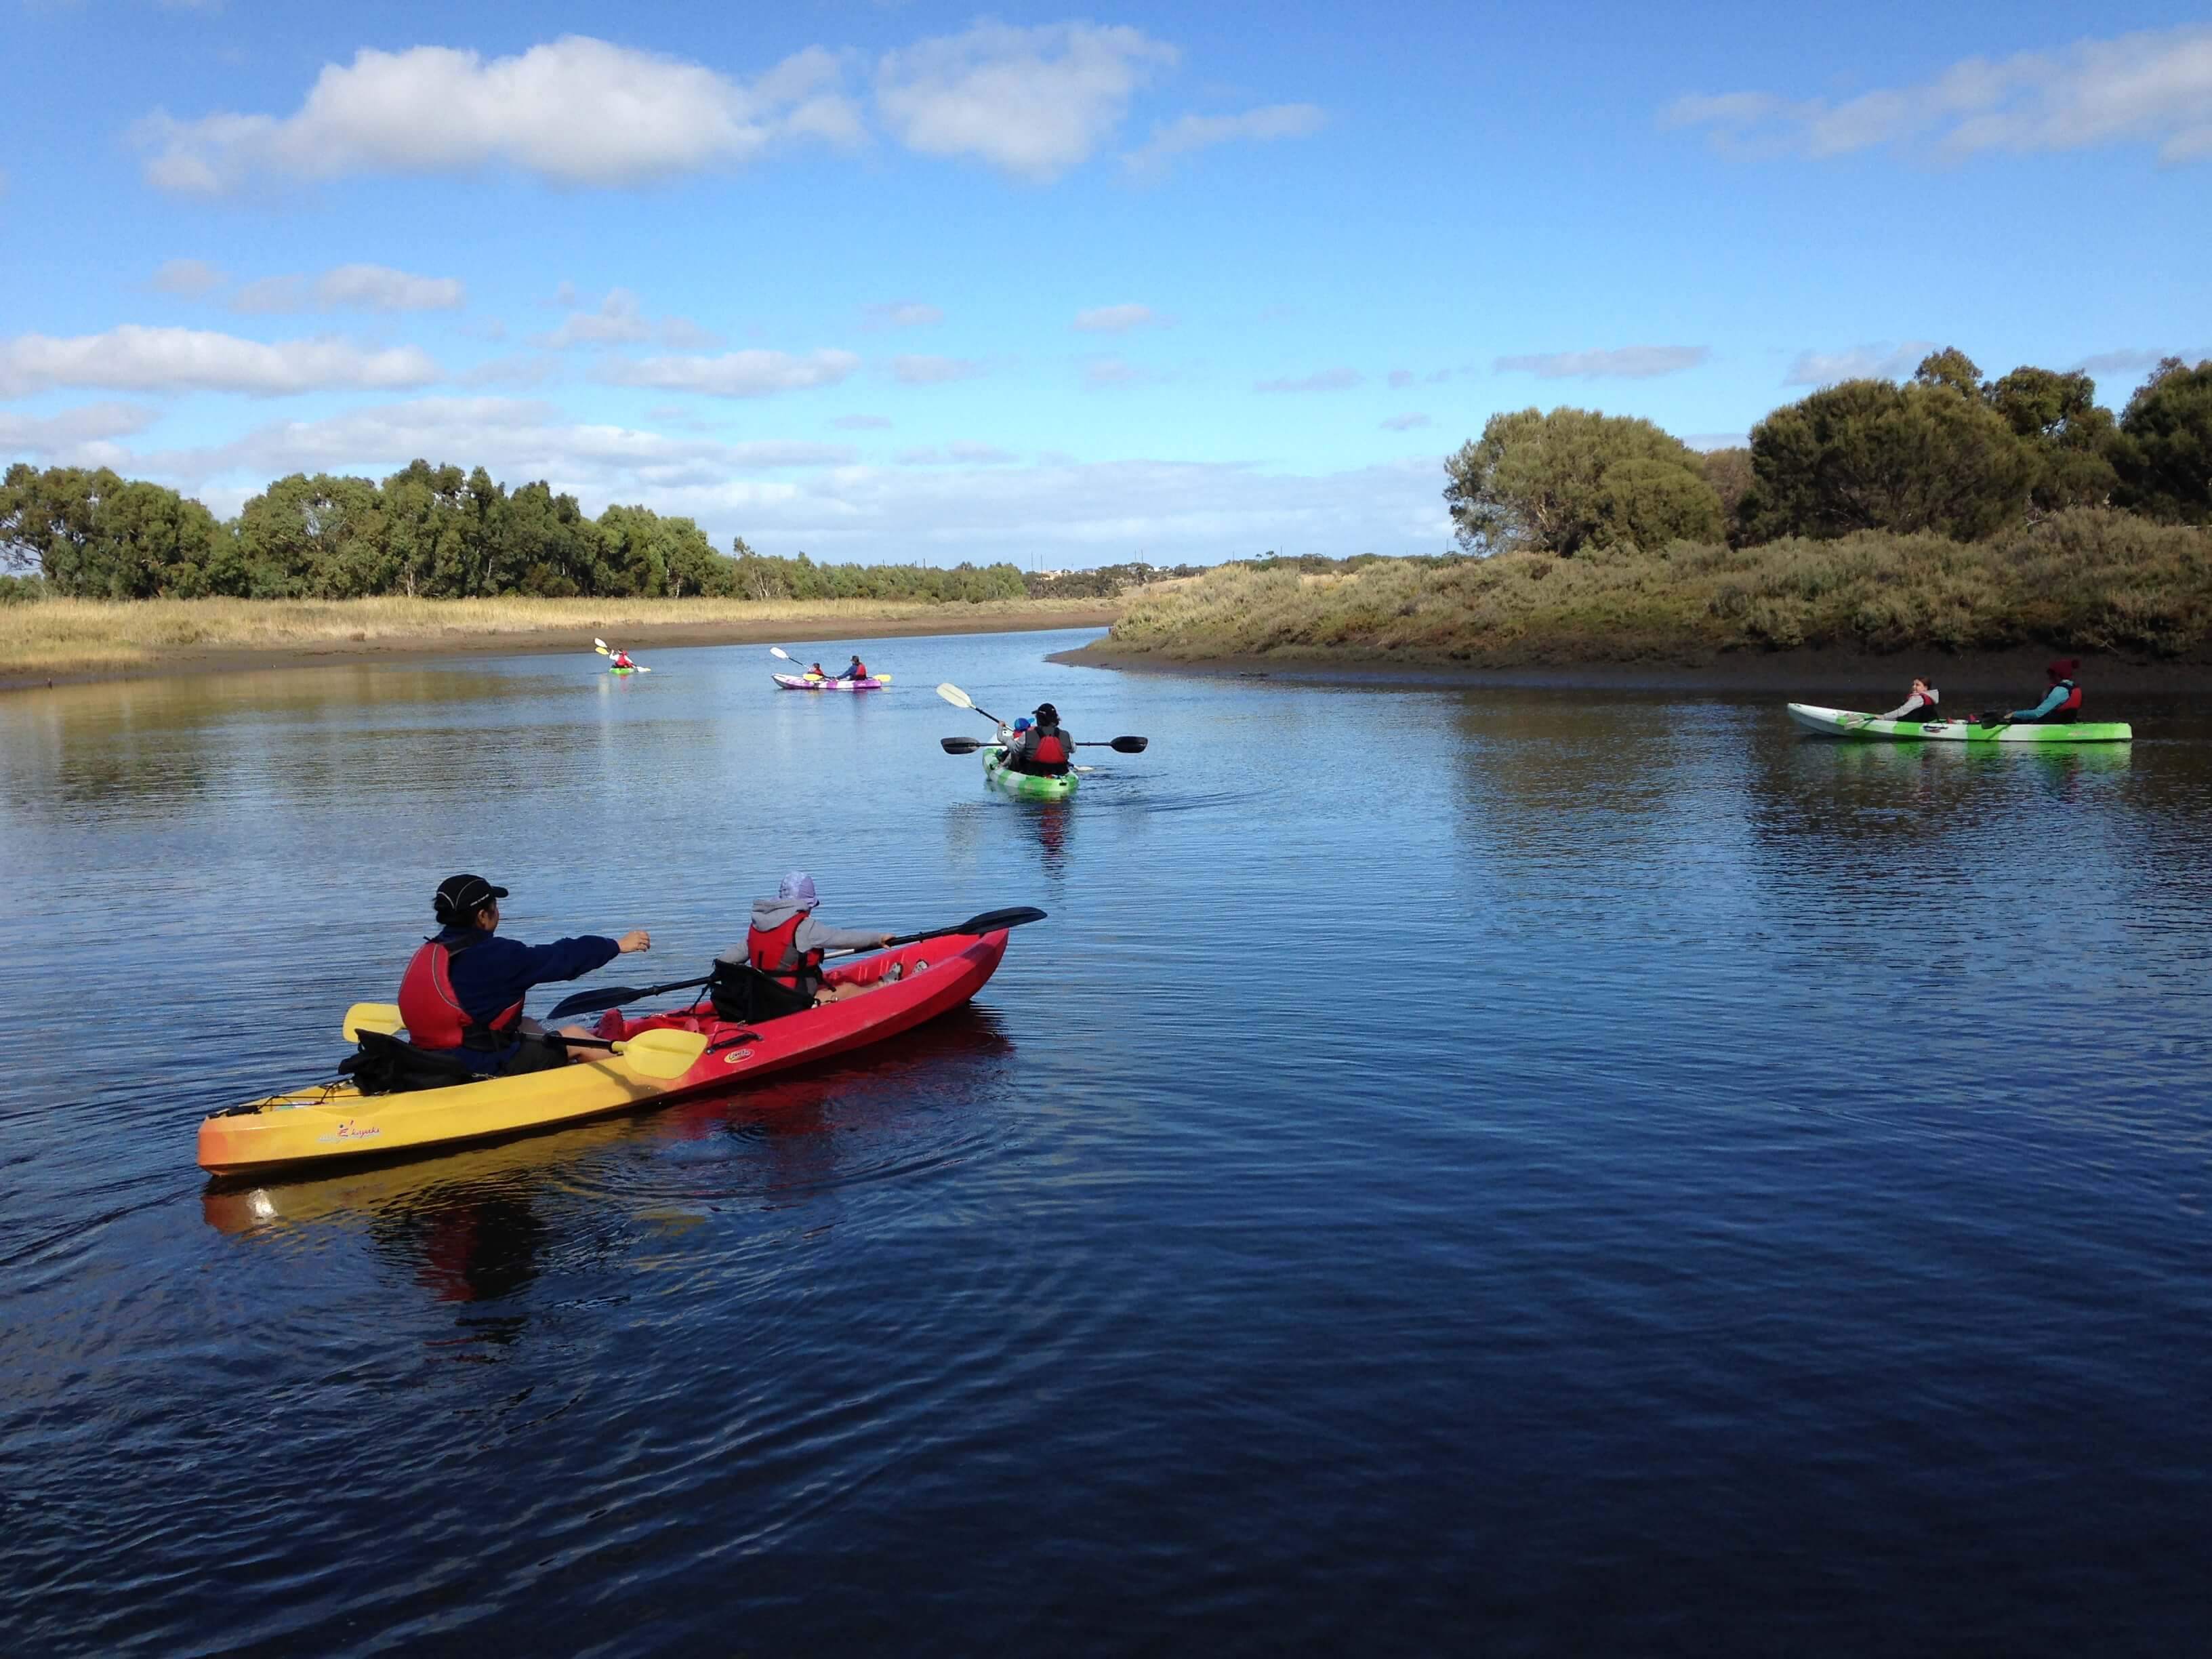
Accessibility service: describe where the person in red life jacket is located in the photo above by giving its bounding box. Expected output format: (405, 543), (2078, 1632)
(398, 874), (651, 1074)
(1994, 659), (2085, 725)
(1876, 676), (1943, 723)
(718, 871), (895, 1006)
(610, 649), (635, 670)
(806, 661), (829, 680)
(1002, 702), (1073, 775)
(842, 654), (869, 681)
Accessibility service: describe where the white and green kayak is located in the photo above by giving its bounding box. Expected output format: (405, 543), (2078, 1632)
(983, 745), (1079, 800)
(1787, 703), (2132, 743)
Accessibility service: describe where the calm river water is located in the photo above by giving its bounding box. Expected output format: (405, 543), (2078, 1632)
(2, 627), (2208, 1655)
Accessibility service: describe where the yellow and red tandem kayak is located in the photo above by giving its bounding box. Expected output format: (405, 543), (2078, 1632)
(196, 930), (1010, 1176)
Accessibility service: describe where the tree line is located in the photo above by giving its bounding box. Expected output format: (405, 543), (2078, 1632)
(0, 459), (1140, 605)
(1443, 353), (2212, 556)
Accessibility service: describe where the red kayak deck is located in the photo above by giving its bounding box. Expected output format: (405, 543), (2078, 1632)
(596, 928), (1009, 1088)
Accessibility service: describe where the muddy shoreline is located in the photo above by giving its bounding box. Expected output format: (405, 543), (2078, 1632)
(1050, 642), (2212, 695)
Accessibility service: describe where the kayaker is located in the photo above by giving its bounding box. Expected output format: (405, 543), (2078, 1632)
(610, 649), (636, 670)
(807, 661), (829, 680)
(842, 654), (869, 681)
(724, 871), (895, 1005)
(1991, 659), (2085, 726)
(1877, 678), (1943, 722)
(1003, 703), (1073, 776)
(398, 874), (651, 1073)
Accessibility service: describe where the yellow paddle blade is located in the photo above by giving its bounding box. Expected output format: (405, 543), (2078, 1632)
(342, 1002), (403, 1040)
(594, 644), (611, 656)
(874, 673), (893, 682)
(613, 1028), (710, 1080)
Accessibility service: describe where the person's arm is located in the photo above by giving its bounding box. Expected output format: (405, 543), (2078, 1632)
(2007, 687), (2066, 721)
(1875, 695), (1920, 720)
(795, 916), (895, 954)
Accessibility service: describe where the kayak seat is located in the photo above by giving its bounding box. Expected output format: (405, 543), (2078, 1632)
(708, 961), (817, 1025)
(340, 1029), (491, 1096)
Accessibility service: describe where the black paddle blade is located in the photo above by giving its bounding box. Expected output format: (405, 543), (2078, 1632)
(1109, 735), (1148, 752)
(954, 905), (1048, 934)
(941, 737), (983, 754)
(546, 973), (712, 1020)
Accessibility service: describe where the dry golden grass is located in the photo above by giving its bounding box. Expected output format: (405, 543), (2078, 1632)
(0, 593), (1124, 682)
(1099, 511), (2212, 667)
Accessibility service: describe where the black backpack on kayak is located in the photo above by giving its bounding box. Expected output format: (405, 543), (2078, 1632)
(708, 960), (816, 1025)
(340, 1029), (489, 1095)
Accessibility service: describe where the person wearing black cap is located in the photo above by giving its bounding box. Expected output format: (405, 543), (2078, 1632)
(395, 875), (651, 1075)
(1002, 702), (1073, 776)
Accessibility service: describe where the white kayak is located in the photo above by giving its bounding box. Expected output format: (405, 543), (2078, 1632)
(1786, 703), (2132, 743)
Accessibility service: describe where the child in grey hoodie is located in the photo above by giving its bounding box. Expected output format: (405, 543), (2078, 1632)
(719, 872), (895, 1004)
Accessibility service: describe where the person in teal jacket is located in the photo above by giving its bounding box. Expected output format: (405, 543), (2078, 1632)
(1998, 659), (2085, 725)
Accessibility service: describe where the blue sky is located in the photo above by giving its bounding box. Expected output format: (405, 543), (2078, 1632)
(2, 1), (2208, 566)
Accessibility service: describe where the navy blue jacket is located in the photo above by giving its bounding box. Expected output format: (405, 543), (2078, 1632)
(434, 926), (620, 1070)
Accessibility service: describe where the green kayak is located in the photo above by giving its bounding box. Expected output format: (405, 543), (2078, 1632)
(983, 745), (1078, 800)
(1788, 703), (2132, 742)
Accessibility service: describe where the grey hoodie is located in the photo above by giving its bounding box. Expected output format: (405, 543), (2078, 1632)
(717, 899), (885, 970)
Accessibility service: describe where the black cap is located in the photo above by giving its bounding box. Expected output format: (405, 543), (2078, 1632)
(1033, 702), (1059, 722)
(434, 874), (508, 922)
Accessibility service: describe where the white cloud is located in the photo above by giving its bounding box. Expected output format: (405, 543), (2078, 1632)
(895, 441), (1017, 465)
(892, 354), (985, 385)
(136, 36), (865, 194)
(863, 301), (945, 330)
(597, 348), (861, 398)
(1381, 413), (1431, 431)
(1664, 24), (2212, 165)
(1493, 346), (1709, 380)
(1124, 102), (1327, 177)
(0, 402), (163, 465)
(314, 264), (467, 312)
(0, 326), (441, 398)
(1073, 302), (1166, 333)
(230, 274), (308, 314)
(1682, 432), (1750, 452)
(534, 289), (720, 350)
(874, 20), (1176, 180)
(1784, 342), (1938, 385)
(151, 258), (227, 296)
(1256, 367), (1362, 392)
(2074, 346), (2211, 377)
(461, 355), (562, 388)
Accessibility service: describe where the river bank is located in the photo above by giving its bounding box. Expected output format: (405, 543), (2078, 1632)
(0, 594), (1122, 692)
(1059, 510), (2212, 693)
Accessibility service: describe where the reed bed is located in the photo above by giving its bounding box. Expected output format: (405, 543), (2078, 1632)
(0, 593), (1122, 682)
(1099, 511), (2212, 667)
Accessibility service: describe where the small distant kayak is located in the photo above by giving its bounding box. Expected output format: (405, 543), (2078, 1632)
(773, 674), (886, 691)
(609, 665), (648, 676)
(984, 744), (1078, 799)
(1787, 703), (2132, 743)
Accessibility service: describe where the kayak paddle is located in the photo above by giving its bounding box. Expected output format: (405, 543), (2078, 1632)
(548, 972), (716, 1021)
(337, 1000), (707, 1076)
(939, 735), (1147, 755)
(838, 905), (1047, 955)
(936, 682), (1006, 727)
(595, 638), (650, 672)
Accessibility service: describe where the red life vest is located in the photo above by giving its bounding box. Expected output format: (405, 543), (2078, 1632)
(747, 911), (823, 989)
(848, 660), (867, 679)
(2053, 678), (2081, 715)
(398, 937), (523, 1050)
(1033, 729), (1068, 765)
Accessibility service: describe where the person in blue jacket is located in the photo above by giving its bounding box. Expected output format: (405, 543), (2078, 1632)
(396, 874), (651, 1073)
(1989, 659), (2085, 726)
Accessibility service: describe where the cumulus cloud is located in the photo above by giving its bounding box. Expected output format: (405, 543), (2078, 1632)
(151, 258), (228, 296)
(0, 402), (163, 464)
(1124, 102), (1327, 177)
(895, 441), (1017, 465)
(1493, 346), (1709, 380)
(1381, 413), (1431, 431)
(136, 36), (865, 194)
(875, 20), (1177, 180)
(315, 264), (468, 312)
(2075, 346), (2211, 377)
(1073, 302), (1167, 332)
(533, 289), (721, 350)
(1256, 367), (1362, 392)
(1664, 24), (2212, 165)
(0, 325), (441, 398)
(1784, 342), (1938, 385)
(597, 348), (860, 398)
(892, 354), (985, 385)
(863, 301), (944, 330)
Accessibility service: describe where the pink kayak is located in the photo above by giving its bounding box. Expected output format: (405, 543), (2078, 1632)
(773, 673), (888, 691)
